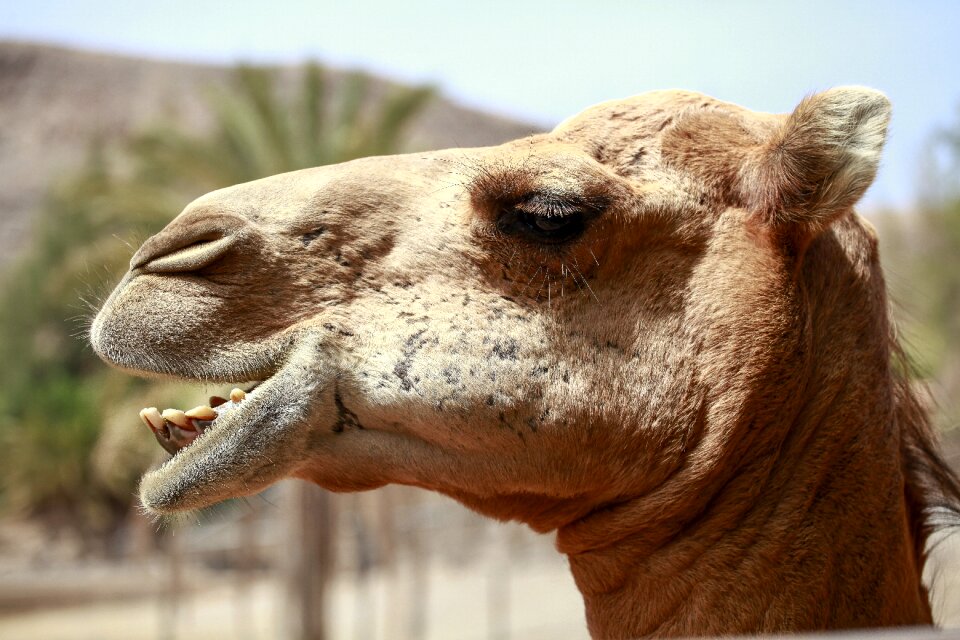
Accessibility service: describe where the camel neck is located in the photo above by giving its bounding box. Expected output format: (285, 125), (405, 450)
(550, 223), (940, 637)
(556, 390), (932, 638)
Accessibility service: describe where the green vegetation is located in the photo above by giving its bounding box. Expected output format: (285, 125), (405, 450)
(881, 112), (960, 431)
(0, 63), (433, 549)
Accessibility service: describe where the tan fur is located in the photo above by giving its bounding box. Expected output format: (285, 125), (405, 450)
(92, 88), (960, 637)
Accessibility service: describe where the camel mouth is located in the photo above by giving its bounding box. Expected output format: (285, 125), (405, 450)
(138, 385), (259, 457)
(137, 336), (326, 514)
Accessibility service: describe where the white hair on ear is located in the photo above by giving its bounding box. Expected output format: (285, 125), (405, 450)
(743, 86), (891, 230)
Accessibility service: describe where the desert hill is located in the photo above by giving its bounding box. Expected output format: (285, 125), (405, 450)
(0, 40), (539, 268)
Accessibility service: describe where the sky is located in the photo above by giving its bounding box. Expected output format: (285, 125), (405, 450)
(4, 0), (960, 211)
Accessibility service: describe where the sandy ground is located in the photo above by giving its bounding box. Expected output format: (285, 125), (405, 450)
(2, 539), (959, 639)
(1, 479), (958, 639)
(0, 554), (588, 640)
(4, 543), (959, 640)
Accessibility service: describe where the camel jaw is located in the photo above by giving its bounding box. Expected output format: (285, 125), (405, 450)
(90, 266), (336, 513)
(138, 336), (329, 513)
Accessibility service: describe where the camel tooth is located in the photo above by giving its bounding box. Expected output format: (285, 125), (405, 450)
(162, 408), (191, 429)
(209, 395), (228, 408)
(185, 405), (217, 420)
(142, 407), (165, 430)
(138, 409), (152, 429)
(229, 388), (246, 403)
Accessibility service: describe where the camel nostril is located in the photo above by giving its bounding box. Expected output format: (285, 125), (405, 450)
(134, 234), (237, 274)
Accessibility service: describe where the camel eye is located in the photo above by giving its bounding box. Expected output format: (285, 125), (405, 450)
(497, 208), (588, 245)
(531, 215), (571, 232)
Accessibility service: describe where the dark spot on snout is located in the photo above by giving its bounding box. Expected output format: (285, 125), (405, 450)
(332, 385), (364, 433)
(322, 322), (355, 337)
(394, 361), (413, 391)
(300, 227), (326, 246)
(442, 366), (461, 386)
(405, 329), (428, 348)
(395, 329), (430, 392)
(491, 338), (519, 361)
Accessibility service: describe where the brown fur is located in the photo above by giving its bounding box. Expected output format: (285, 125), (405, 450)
(92, 87), (960, 637)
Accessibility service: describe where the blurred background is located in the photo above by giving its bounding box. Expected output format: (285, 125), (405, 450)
(0, 1), (958, 638)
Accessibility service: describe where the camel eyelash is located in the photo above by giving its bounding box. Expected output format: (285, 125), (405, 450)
(494, 192), (608, 246)
(465, 158), (619, 247)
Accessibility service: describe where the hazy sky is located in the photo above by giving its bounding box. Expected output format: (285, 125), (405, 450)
(5, 0), (960, 211)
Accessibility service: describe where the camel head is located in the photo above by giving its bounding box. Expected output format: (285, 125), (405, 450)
(92, 87), (892, 528)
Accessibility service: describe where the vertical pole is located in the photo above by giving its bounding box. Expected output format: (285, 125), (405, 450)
(486, 525), (510, 640)
(407, 497), (429, 640)
(380, 488), (402, 638)
(161, 528), (183, 640)
(285, 481), (336, 640)
(236, 505), (257, 640)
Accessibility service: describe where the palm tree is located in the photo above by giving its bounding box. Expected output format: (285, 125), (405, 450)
(130, 64), (433, 188)
(880, 108), (960, 433)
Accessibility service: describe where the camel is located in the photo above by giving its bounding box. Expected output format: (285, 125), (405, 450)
(91, 87), (960, 637)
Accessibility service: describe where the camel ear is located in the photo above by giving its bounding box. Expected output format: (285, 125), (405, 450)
(743, 87), (891, 232)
